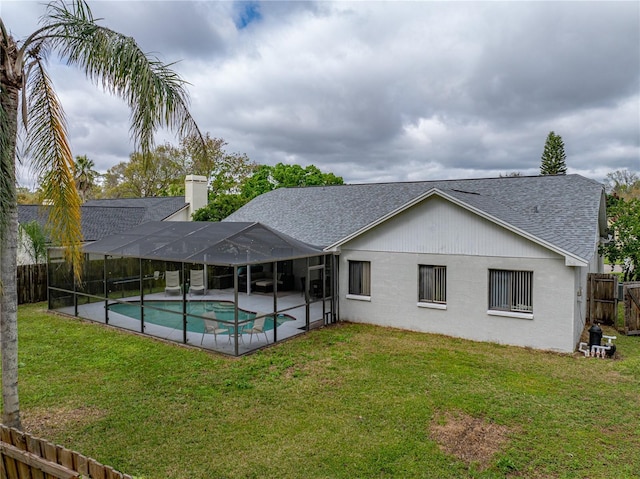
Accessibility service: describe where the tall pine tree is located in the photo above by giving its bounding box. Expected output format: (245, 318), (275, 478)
(540, 131), (567, 175)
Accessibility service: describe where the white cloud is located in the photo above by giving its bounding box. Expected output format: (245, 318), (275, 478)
(3, 0), (638, 185)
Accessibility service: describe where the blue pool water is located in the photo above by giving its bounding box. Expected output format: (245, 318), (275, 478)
(108, 300), (290, 334)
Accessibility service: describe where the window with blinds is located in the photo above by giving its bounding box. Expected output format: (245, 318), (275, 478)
(348, 261), (371, 296)
(489, 269), (533, 313)
(418, 265), (446, 304)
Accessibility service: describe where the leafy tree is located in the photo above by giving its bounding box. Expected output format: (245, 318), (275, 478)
(102, 145), (184, 198)
(17, 187), (40, 204)
(605, 169), (640, 200)
(499, 171), (523, 177)
(181, 133), (257, 195)
(19, 220), (48, 264)
(540, 131), (567, 175)
(599, 197), (640, 282)
(194, 162), (344, 221)
(240, 164), (275, 199)
(209, 151), (257, 196)
(74, 154), (99, 202)
(192, 194), (250, 222)
(0, 0), (201, 428)
(99, 133), (256, 200)
(241, 163), (343, 198)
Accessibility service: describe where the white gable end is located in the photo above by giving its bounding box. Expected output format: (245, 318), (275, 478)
(343, 195), (561, 260)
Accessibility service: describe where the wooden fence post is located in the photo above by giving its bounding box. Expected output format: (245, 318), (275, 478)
(0, 424), (132, 479)
(17, 263), (48, 305)
(624, 282), (640, 335)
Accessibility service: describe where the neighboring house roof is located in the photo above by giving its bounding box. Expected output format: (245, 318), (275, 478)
(18, 196), (187, 242)
(83, 197), (188, 224)
(224, 174), (605, 264)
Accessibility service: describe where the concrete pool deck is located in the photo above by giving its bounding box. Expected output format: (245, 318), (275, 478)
(55, 288), (332, 356)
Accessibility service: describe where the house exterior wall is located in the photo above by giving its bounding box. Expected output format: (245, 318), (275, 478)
(165, 209), (190, 221)
(17, 236), (32, 265)
(571, 244), (605, 349)
(573, 266), (587, 349)
(348, 196), (560, 259)
(337, 197), (580, 352)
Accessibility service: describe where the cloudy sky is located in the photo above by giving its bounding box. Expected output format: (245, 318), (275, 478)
(2, 1), (639, 186)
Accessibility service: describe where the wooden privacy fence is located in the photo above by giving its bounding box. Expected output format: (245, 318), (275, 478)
(586, 273), (618, 325)
(0, 425), (132, 479)
(17, 264), (48, 305)
(623, 282), (640, 336)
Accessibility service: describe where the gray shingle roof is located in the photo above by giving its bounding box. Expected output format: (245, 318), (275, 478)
(83, 197), (187, 223)
(224, 174), (605, 263)
(19, 196), (187, 242)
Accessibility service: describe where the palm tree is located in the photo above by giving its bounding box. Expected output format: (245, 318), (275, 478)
(74, 155), (100, 202)
(0, 0), (201, 429)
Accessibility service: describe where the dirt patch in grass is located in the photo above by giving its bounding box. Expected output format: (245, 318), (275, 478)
(430, 411), (513, 470)
(22, 405), (107, 439)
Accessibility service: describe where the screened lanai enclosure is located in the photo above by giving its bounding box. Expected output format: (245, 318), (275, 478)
(48, 222), (336, 356)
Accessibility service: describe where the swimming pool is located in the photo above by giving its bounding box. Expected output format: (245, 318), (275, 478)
(108, 300), (292, 334)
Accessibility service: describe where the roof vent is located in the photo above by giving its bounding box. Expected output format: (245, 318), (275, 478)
(450, 189), (480, 195)
(533, 206), (539, 213)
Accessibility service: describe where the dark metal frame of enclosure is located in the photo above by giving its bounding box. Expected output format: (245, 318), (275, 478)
(47, 221), (337, 356)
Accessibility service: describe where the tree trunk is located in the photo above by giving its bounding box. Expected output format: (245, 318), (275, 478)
(1, 48), (22, 429)
(0, 193), (20, 429)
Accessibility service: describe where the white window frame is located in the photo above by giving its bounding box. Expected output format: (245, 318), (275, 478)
(488, 269), (533, 319)
(417, 265), (447, 309)
(347, 260), (371, 300)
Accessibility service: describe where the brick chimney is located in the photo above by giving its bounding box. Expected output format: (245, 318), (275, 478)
(184, 175), (208, 219)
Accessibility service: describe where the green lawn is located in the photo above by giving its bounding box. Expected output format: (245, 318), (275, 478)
(9, 303), (640, 478)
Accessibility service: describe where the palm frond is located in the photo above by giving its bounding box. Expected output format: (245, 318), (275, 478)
(41, 0), (203, 155)
(1, 16), (9, 59)
(1, 19), (18, 237)
(24, 57), (83, 276)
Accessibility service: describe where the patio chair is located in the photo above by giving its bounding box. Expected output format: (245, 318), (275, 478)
(201, 311), (230, 345)
(246, 314), (268, 344)
(165, 270), (182, 296)
(189, 269), (206, 296)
